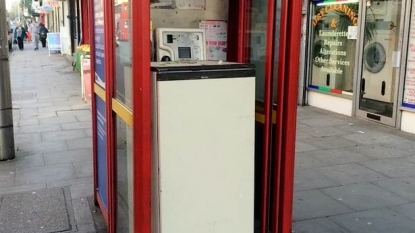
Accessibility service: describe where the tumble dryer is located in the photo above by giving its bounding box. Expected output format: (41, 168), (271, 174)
(361, 0), (399, 103)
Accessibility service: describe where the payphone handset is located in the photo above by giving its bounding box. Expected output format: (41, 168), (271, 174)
(155, 28), (206, 62)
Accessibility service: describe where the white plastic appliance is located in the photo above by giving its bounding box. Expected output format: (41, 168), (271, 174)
(150, 61), (255, 233)
(155, 28), (206, 61)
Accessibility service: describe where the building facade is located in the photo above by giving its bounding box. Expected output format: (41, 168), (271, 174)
(300, 0), (415, 134)
(40, 0), (86, 55)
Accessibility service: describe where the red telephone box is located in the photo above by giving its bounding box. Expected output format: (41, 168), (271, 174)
(89, 0), (302, 232)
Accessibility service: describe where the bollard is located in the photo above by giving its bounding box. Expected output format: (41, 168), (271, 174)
(0, 0), (15, 161)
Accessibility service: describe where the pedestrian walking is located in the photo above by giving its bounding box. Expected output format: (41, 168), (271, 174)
(7, 29), (12, 52)
(29, 18), (40, 50)
(39, 23), (49, 48)
(14, 23), (26, 50)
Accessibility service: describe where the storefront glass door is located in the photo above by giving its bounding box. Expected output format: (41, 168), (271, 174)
(356, 0), (406, 125)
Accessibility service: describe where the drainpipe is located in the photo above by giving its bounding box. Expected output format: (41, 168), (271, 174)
(0, 0), (16, 161)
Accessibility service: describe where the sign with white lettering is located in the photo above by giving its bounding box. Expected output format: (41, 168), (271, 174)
(47, 33), (61, 56)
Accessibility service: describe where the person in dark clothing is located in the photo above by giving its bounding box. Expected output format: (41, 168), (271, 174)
(39, 23), (49, 48)
(14, 23), (26, 50)
(7, 29), (12, 52)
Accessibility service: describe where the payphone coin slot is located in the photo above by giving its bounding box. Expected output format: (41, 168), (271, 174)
(167, 34), (173, 43)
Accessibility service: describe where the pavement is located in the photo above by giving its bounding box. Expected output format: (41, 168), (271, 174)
(293, 107), (415, 233)
(1, 41), (415, 233)
(0, 42), (106, 233)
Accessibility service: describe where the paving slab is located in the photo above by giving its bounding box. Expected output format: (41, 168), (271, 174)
(0, 154), (45, 170)
(346, 144), (412, 159)
(390, 203), (415, 221)
(294, 168), (339, 192)
(0, 183), (47, 196)
(293, 190), (353, 221)
(16, 140), (68, 154)
(15, 164), (77, 186)
(70, 182), (94, 199)
(299, 136), (359, 150)
(74, 161), (94, 178)
(315, 163), (386, 185)
(294, 152), (330, 169)
(57, 109), (92, 117)
(342, 131), (407, 145)
(13, 118), (40, 126)
(62, 121), (93, 130)
(302, 126), (351, 138)
(306, 149), (370, 166)
(39, 115), (79, 125)
(42, 129), (87, 141)
(373, 177), (415, 202)
(360, 158), (415, 178)
(44, 148), (92, 165)
(67, 137), (93, 150)
(321, 183), (410, 211)
(0, 170), (15, 189)
(47, 176), (94, 189)
(330, 208), (415, 233)
(299, 117), (350, 127)
(14, 133), (42, 144)
(292, 218), (349, 233)
(295, 142), (321, 153)
(18, 124), (62, 134)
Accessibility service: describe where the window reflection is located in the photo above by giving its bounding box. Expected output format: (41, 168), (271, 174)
(116, 116), (134, 232)
(114, 1), (132, 110)
(247, 0), (281, 103)
(249, 0), (268, 102)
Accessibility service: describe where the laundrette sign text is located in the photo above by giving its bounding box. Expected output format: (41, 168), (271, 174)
(313, 4), (358, 27)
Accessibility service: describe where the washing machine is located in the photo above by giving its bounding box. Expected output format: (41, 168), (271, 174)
(361, 0), (399, 103)
(311, 19), (345, 90)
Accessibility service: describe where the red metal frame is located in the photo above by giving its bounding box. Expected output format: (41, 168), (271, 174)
(97, 195), (109, 223)
(131, 0), (152, 232)
(81, 0), (90, 44)
(272, 1), (302, 233)
(103, 0), (116, 231)
(260, 0), (277, 232)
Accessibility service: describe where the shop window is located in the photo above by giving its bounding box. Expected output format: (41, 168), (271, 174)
(114, 0), (132, 110)
(115, 116), (134, 233)
(308, 2), (359, 94)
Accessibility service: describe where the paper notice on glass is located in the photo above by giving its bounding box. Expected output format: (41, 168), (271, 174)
(199, 20), (228, 61)
(347, 26), (358, 40)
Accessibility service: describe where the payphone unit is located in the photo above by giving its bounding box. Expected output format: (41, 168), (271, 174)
(155, 28), (206, 62)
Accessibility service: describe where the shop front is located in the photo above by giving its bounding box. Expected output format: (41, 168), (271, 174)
(302, 0), (415, 134)
(89, 0), (302, 232)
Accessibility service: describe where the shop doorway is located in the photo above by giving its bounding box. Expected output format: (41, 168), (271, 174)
(355, 0), (406, 126)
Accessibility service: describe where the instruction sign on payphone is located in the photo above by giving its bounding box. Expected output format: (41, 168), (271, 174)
(155, 28), (206, 61)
